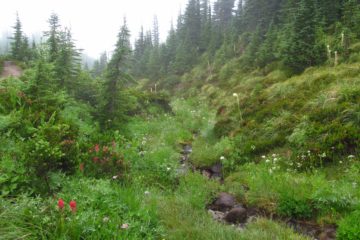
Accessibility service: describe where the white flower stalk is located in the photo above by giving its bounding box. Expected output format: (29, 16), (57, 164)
(233, 93), (243, 122)
(327, 45), (332, 60)
(334, 51), (338, 66)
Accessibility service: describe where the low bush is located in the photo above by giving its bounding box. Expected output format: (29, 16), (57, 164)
(337, 209), (360, 240)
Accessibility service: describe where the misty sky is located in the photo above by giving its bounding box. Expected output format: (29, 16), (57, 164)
(0, 0), (188, 58)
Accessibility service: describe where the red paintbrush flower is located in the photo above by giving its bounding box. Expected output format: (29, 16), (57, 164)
(69, 200), (77, 213)
(58, 198), (64, 210)
(79, 163), (84, 172)
(94, 144), (100, 153)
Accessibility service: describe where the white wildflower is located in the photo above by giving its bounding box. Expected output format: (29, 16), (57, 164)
(121, 223), (129, 229)
(112, 175), (118, 180)
(262, 155), (266, 159)
(220, 156), (225, 160)
(348, 155), (355, 159)
(265, 159), (271, 163)
(166, 167), (171, 171)
(144, 190), (150, 195)
(103, 217), (110, 223)
(233, 93), (238, 97)
(339, 161), (343, 164)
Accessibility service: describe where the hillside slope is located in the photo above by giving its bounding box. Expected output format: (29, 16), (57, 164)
(174, 43), (360, 167)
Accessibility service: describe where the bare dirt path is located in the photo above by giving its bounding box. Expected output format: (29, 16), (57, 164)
(1, 61), (23, 78)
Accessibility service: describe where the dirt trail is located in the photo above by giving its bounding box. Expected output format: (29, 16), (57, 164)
(1, 61), (23, 78)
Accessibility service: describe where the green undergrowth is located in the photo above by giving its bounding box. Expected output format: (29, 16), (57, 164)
(156, 173), (309, 240)
(0, 177), (163, 239)
(124, 99), (311, 239)
(1, 93), (357, 239)
(179, 44), (360, 167)
(224, 159), (360, 225)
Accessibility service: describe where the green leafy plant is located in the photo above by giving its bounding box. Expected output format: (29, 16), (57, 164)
(277, 195), (313, 219)
(337, 209), (360, 240)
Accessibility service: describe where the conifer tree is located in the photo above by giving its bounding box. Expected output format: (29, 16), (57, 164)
(256, 23), (278, 68)
(10, 13), (24, 61)
(282, 0), (326, 73)
(56, 28), (81, 90)
(101, 20), (133, 129)
(44, 13), (61, 63)
(342, 0), (360, 38)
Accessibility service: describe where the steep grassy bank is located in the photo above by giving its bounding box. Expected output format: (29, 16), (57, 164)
(171, 43), (360, 168)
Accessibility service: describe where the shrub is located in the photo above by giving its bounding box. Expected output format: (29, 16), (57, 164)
(191, 137), (233, 168)
(277, 195), (313, 219)
(83, 142), (126, 179)
(337, 209), (360, 240)
(26, 113), (79, 193)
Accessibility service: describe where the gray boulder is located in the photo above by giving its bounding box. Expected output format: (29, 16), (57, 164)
(224, 207), (248, 224)
(211, 192), (236, 211)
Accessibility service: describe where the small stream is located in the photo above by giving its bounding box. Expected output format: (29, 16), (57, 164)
(178, 144), (337, 240)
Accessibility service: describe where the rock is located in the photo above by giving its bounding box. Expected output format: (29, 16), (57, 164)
(202, 170), (212, 179)
(211, 192), (236, 211)
(224, 207), (248, 224)
(180, 155), (188, 163)
(208, 209), (225, 222)
(211, 163), (222, 174)
(211, 172), (222, 179)
(318, 227), (336, 240)
(246, 207), (259, 217)
(182, 145), (192, 154)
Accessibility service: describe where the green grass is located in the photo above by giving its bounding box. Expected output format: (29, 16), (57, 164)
(190, 55), (360, 164)
(224, 159), (360, 223)
(0, 177), (163, 239)
(156, 173), (309, 240)
(1, 94), (358, 239)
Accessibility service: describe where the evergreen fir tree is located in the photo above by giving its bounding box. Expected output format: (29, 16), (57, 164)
(44, 13), (61, 63)
(256, 22), (278, 68)
(101, 19), (133, 129)
(10, 13), (24, 61)
(282, 0), (326, 73)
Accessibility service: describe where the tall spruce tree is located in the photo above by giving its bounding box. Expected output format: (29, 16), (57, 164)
(10, 14), (24, 61)
(44, 13), (61, 63)
(55, 28), (81, 89)
(101, 20), (133, 129)
(282, 0), (326, 73)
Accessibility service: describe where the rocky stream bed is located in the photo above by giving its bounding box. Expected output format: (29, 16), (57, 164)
(178, 143), (337, 240)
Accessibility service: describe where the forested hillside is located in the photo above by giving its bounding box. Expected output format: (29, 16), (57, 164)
(1, 0), (359, 239)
